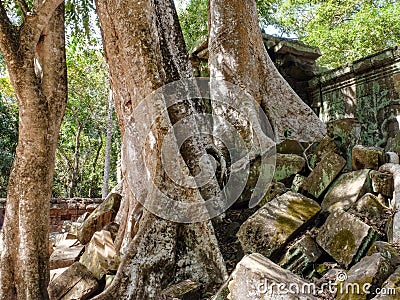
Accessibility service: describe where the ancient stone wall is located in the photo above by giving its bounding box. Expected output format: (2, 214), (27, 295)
(309, 47), (400, 147)
(0, 198), (102, 232)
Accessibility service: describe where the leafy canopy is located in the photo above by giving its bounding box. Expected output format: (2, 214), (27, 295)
(177, 0), (400, 68)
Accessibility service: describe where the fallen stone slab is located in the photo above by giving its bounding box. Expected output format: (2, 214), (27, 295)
(49, 267), (68, 283)
(352, 145), (385, 171)
(350, 193), (392, 232)
(336, 253), (394, 300)
(276, 139), (305, 155)
(159, 280), (201, 300)
(326, 118), (361, 170)
(48, 262), (100, 300)
(228, 253), (317, 300)
(316, 211), (378, 268)
(308, 136), (339, 169)
(50, 239), (84, 270)
(77, 193), (121, 245)
(300, 151), (346, 199)
(372, 265), (400, 299)
(321, 169), (371, 212)
(79, 230), (120, 280)
(258, 182), (287, 207)
(237, 191), (320, 258)
(273, 154), (305, 182)
(279, 235), (322, 277)
(367, 241), (400, 270)
(370, 170), (394, 199)
(378, 164), (400, 244)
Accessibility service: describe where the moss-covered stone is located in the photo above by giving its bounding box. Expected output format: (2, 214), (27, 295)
(159, 280), (201, 300)
(321, 169), (372, 212)
(279, 235), (322, 277)
(300, 151), (346, 199)
(350, 193), (392, 232)
(368, 241), (400, 270)
(257, 182), (287, 207)
(372, 265), (400, 299)
(237, 191), (321, 258)
(336, 253), (394, 300)
(77, 193), (121, 245)
(316, 211), (378, 268)
(273, 153), (306, 182)
(276, 139), (305, 155)
(370, 170), (394, 199)
(352, 145), (385, 171)
(228, 253), (318, 300)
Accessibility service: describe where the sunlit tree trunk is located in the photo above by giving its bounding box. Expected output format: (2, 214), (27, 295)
(94, 0), (226, 298)
(0, 1), (67, 299)
(209, 0), (326, 143)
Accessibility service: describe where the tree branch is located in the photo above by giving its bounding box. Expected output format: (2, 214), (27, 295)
(20, 0), (64, 51)
(16, 0), (29, 18)
(0, 0), (17, 58)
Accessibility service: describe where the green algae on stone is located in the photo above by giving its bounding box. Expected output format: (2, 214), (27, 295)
(279, 235), (322, 277)
(237, 191), (320, 259)
(321, 169), (372, 213)
(316, 211), (378, 268)
(273, 153), (305, 182)
(300, 151), (346, 199)
(336, 253), (394, 300)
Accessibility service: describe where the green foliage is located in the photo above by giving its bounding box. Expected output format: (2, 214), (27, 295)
(0, 78), (17, 197)
(272, 0), (400, 68)
(177, 0), (276, 51)
(53, 39), (120, 198)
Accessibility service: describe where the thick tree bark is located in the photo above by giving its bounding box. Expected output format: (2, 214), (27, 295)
(0, 2), (67, 299)
(94, 0), (226, 298)
(209, 0), (326, 143)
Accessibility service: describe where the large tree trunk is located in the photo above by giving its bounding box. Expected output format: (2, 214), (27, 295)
(209, 0), (326, 143)
(0, 2), (67, 299)
(94, 0), (226, 298)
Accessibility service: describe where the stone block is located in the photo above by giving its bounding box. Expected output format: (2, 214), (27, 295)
(370, 170), (394, 198)
(273, 154), (305, 182)
(321, 169), (372, 212)
(159, 280), (201, 300)
(48, 262), (100, 300)
(336, 253), (394, 300)
(228, 253), (317, 299)
(257, 182), (287, 207)
(50, 239), (84, 270)
(368, 241), (400, 270)
(352, 145), (385, 171)
(237, 191), (320, 258)
(308, 136), (339, 169)
(326, 118), (362, 170)
(79, 230), (120, 280)
(316, 211), (378, 268)
(276, 139), (305, 155)
(350, 193), (391, 231)
(300, 151), (346, 199)
(77, 193), (121, 245)
(372, 265), (400, 299)
(279, 235), (322, 277)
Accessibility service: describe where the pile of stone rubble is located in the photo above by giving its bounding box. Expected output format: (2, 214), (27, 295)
(47, 118), (400, 300)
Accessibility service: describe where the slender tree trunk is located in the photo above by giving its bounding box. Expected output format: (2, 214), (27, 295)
(102, 89), (113, 199)
(94, 0), (227, 298)
(0, 2), (67, 299)
(209, 0), (326, 143)
(69, 121), (82, 198)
